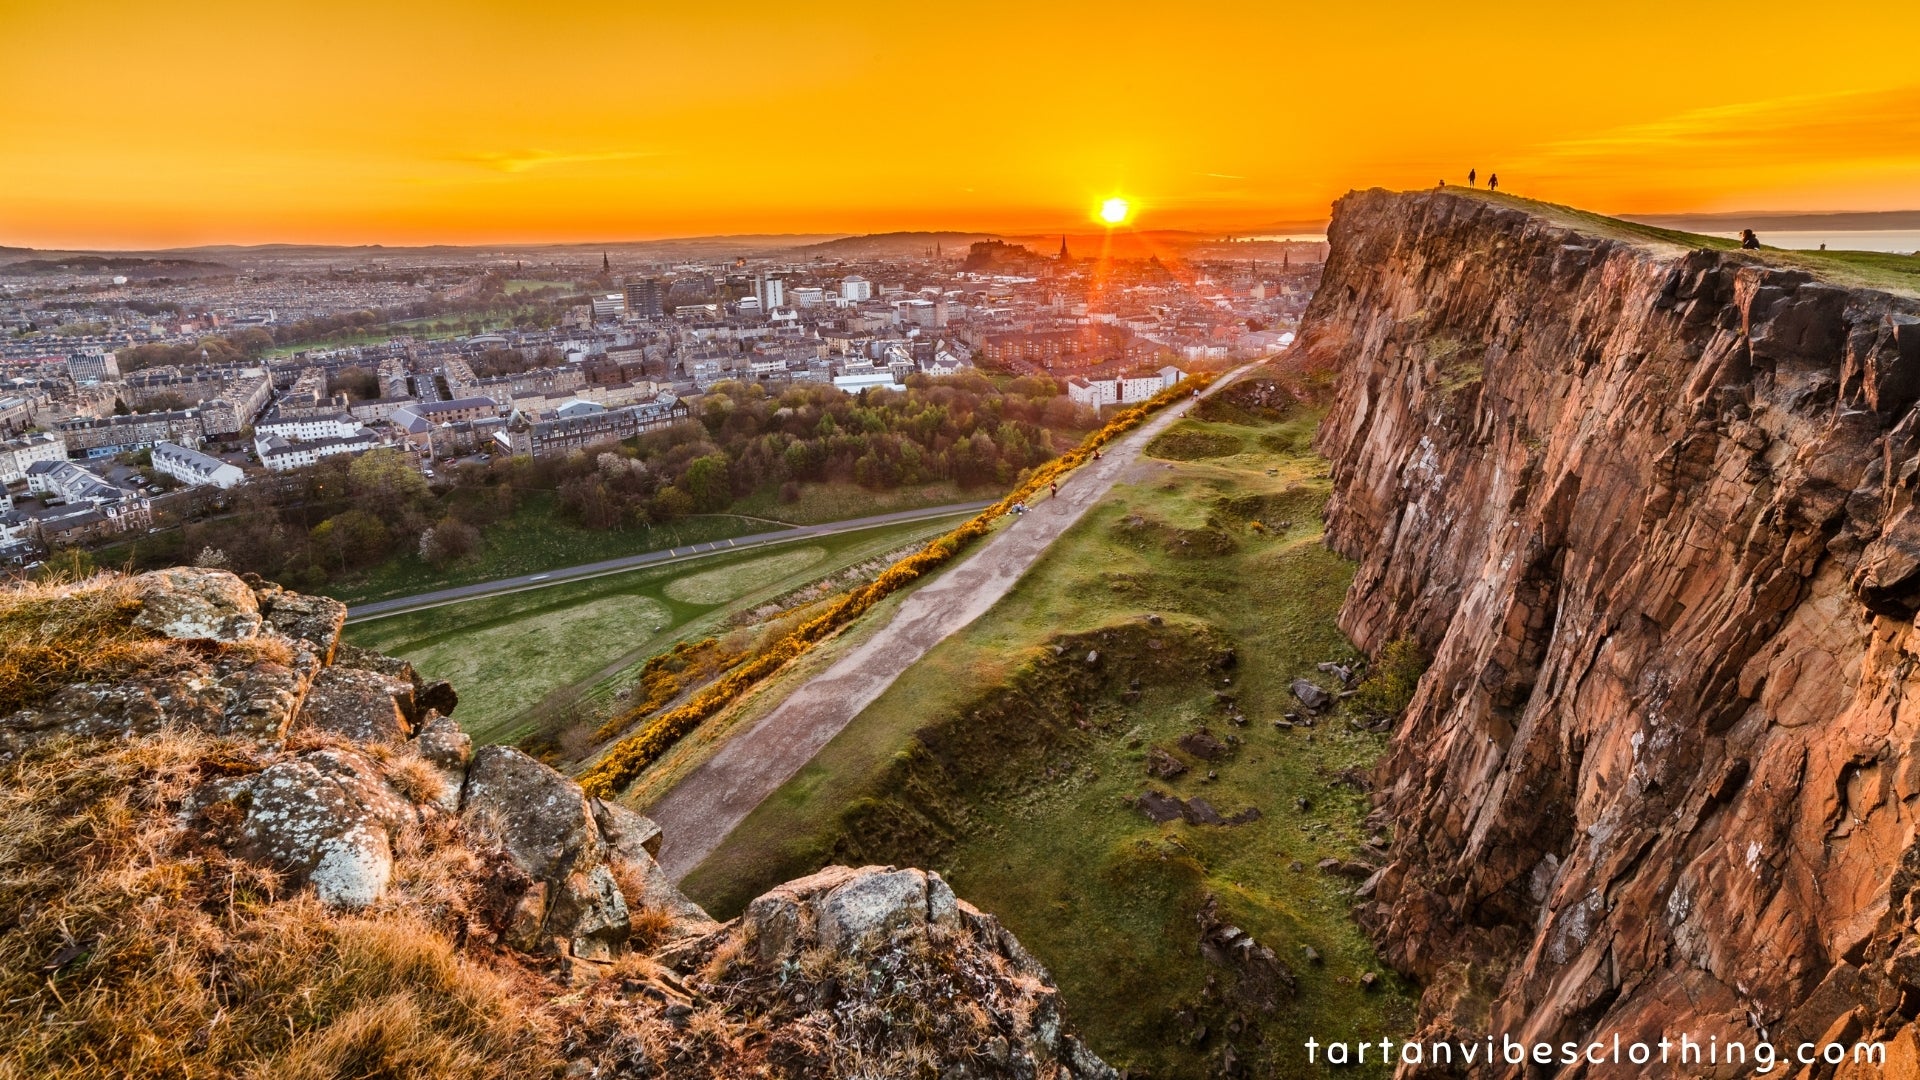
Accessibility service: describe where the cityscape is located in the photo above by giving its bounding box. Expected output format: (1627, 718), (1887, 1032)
(0, 232), (1322, 568)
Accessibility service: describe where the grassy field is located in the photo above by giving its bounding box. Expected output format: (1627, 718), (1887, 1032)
(323, 495), (773, 605)
(345, 513), (965, 745)
(676, 399), (1415, 1078)
(503, 278), (573, 295)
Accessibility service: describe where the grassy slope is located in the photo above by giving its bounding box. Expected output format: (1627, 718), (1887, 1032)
(1448, 189), (1920, 297)
(727, 479), (982, 526)
(345, 514), (962, 744)
(681, 405), (1414, 1078)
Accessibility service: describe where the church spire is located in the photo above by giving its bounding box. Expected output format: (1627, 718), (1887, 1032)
(1058, 234), (1070, 260)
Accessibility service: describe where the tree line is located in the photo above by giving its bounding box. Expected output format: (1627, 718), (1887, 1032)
(97, 374), (1096, 592)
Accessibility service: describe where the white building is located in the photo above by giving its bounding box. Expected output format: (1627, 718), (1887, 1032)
(152, 440), (246, 489)
(0, 432), (66, 484)
(591, 293), (627, 319)
(832, 371), (905, 393)
(255, 412), (365, 443)
(255, 432), (382, 472)
(757, 275), (785, 309)
(840, 275), (873, 302)
(1067, 366), (1185, 410)
(790, 286), (826, 308)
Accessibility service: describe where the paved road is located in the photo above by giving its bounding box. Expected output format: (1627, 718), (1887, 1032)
(344, 502), (992, 623)
(647, 366), (1253, 879)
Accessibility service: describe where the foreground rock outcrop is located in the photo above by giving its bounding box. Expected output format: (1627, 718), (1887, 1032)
(0, 569), (1112, 1079)
(1304, 188), (1920, 1074)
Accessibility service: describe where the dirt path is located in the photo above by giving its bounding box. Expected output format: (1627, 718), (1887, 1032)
(644, 365), (1254, 880)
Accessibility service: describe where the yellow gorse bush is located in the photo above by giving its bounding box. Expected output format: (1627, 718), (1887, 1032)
(578, 374), (1215, 798)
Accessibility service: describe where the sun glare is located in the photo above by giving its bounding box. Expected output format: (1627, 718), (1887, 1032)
(1098, 197), (1131, 225)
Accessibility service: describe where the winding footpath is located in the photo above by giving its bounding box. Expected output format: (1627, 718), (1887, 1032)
(647, 364), (1254, 879)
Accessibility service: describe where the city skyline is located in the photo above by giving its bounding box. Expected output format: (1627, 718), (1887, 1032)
(5, 0), (1919, 248)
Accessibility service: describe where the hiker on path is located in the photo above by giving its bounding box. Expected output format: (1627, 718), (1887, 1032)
(1050, 481), (1059, 499)
(1468, 168), (1476, 187)
(1488, 173), (1499, 192)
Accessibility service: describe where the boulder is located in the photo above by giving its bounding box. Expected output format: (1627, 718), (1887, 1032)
(1177, 726), (1231, 760)
(297, 666), (415, 744)
(208, 748), (417, 907)
(740, 865), (863, 963)
(546, 864), (630, 961)
(1146, 746), (1189, 779)
(462, 745), (599, 879)
(255, 586), (347, 660)
(739, 866), (959, 958)
(590, 798), (663, 859)
(132, 567), (262, 642)
(1288, 677), (1332, 711)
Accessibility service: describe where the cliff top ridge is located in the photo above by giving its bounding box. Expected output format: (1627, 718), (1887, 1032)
(1349, 186), (1920, 299)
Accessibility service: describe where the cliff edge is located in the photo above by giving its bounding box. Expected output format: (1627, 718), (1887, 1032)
(0, 568), (1113, 1079)
(1304, 188), (1920, 1073)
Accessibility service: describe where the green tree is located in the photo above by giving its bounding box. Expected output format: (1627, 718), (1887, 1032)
(679, 453), (731, 512)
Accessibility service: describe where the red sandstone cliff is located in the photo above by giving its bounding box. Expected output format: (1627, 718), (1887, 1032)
(1304, 189), (1920, 1075)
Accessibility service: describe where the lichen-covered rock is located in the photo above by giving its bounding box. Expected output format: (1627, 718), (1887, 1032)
(461, 745), (599, 880)
(255, 585), (347, 661)
(196, 747), (418, 908)
(2, 652), (312, 755)
(297, 666), (414, 744)
(816, 866), (958, 953)
(669, 864), (1113, 1080)
(545, 864), (630, 961)
(132, 567), (263, 642)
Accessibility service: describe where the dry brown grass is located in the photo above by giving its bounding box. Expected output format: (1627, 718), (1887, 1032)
(0, 573), (167, 715)
(0, 732), (561, 1080)
(0, 572), (294, 717)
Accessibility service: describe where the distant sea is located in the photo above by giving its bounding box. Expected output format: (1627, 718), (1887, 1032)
(1705, 230), (1920, 254)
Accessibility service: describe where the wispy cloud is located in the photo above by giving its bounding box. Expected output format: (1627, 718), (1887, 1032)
(1203, 172), (1246, 180)
(1529, 83), (1920, 167)
(457, 148), (663, 174)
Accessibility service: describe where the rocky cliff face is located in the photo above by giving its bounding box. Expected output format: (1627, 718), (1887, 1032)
(1303, 189), (1920, 1073)
(0, 569), (1113, 1079)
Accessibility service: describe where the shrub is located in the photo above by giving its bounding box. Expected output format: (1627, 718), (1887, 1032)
(1349, 637), (1428, 721)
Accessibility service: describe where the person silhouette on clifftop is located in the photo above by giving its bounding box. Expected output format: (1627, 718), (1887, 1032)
(1488, 173), (1499, 192)
(1468, 168), (1476, 187)
(1740, 229), (1761, 250)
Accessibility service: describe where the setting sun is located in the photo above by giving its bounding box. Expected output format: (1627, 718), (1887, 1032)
(1098, 197), (1131, 225)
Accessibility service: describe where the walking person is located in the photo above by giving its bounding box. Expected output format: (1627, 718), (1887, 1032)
(1488, 173), (1498, 192)
(1049, 481), (1059, 499)
(1468, 168), (1476, 187)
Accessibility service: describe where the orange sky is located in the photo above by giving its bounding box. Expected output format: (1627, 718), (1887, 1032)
(4, 0), (1918, 248)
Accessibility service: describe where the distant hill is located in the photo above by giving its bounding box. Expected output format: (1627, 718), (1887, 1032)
(0, 254), (230, 276)
(795, 231), (997, 259)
